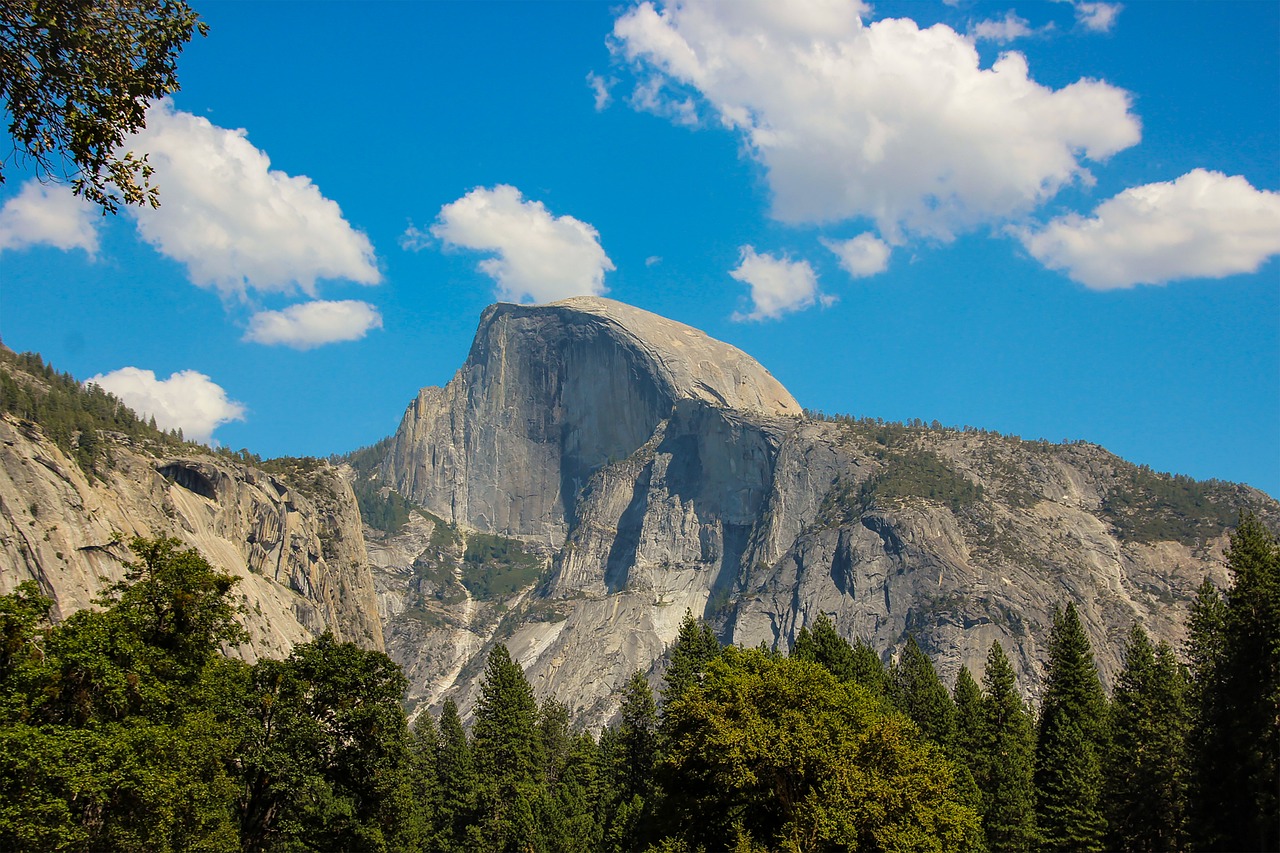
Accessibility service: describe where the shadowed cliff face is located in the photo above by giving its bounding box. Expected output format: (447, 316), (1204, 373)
(374, 297), (1278, 729)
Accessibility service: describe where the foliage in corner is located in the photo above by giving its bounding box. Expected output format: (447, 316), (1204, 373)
(0, 0), (208, 212)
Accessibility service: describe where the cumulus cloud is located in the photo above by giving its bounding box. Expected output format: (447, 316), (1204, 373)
(823, 233), (892, 278)
(431, 184), (614, 303)
(125, 99), (380, 298)
(86, 367), (245, 444)
(612, 0), (1140, 240)
(730, 246), (830, 321)
(970, 11), (1035, 43)
(0, 179), (99, 255)
(244, 300), (383, 349)
(1018, 169), (1280, 289)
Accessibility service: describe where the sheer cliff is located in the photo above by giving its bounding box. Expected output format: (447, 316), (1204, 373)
(370, 297), (1277, 727)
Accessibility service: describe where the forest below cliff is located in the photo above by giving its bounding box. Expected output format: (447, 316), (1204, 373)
(1, 514), (1276, 853)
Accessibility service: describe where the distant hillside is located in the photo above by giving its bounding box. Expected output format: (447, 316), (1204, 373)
(0, 346), (384, 658)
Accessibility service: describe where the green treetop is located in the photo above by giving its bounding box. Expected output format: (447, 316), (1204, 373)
(1, 0), (207, 212)
(1104, 624), (1190, 852)
(977, 641), (1038, 852)
(893, 635), (957, 750)
(1034, 603), (1109, 853)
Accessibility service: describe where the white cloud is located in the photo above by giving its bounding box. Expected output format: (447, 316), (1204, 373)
(612, 0), (1140, 240)
(1073, 1), (1121, 33)
(730, 246), (830, 321)
(971, 12), (1034, 43)
(823, 233), (892, 278)
(125, 99), (380, 298)
(431, 184), (614, 303)
(0, 179), (99, 256)
(244, 300), (383, 349)
(645, 255), (663, 267)
(587, 71), (614, 110)
(1017, 169), (1280, 289)
(86, 367), (245, 444)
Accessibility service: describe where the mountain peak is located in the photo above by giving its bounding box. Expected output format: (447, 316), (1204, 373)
(482, 297), (803, 418)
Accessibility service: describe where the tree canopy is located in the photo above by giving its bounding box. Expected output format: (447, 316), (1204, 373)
(2, 517), (1278, 852)
(1, 0), (206, 211)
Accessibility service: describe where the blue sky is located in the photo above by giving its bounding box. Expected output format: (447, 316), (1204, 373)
(1, 0), (1277, 498)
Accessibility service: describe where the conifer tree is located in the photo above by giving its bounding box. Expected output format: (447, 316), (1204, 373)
(662, 610), (720, 706)
(1185, 578), (1229, 850)
(538, 697), (574, 788)
(952, 665), (984, 767)
(410, 713), (442, 847)
(949, 663), (986, 833)
(791, 612), (891, 699)
(435, 698), (477, 852)
(601, 671), (658, 852)
(615, 671), (658, 800)
(1187, 513), (1280, 851)
(1104, 625), (1189, 852)
(893, 635), (957, 749)
(471, 644), (545, 851)
(544, 732), (601, 853)
(978, 641), (1038, 852)
(1034, 603), (1108, 853)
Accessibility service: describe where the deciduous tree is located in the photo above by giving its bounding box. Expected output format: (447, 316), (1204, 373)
(1, 0), (207, 211)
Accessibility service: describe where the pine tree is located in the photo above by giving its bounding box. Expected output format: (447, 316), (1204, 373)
(893, 635), (957, 749)
(791, 612), (891, 699)
(1104, 625), (1190, 852)
(662, 610), (720, 706)
(1185, 577), (1230, 850)
(978, 641), (1038, 852)
(1187, 513), (1280, 851)
(545, 732), (601, 853)
(1034, 603), (1108, 853)
(949, 663), (986, 834)
(615, 671), (657, 800)
(435, 698), (477, 852)
(471, 644), (545, 852)
(952, 665), (984, 767)
(601, 671), (658, 852)
(538, 697), (574, 789)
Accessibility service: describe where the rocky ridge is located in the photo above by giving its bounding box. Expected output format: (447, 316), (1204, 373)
(0, 360), (383, 659)
(367, 297), (1277, 728)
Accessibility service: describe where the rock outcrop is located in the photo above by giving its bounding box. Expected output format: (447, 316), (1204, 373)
(383, 297), (801, 545)
(0, 415), (383, 659)
(372, 297), (1277, 728)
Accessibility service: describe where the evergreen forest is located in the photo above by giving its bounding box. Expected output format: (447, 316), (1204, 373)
(0, 515), (1277, 852)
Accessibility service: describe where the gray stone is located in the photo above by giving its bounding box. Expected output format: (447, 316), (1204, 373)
(373, 297), (1278, 729)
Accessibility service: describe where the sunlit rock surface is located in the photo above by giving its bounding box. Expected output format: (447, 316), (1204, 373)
(373, 298), (1277, 728)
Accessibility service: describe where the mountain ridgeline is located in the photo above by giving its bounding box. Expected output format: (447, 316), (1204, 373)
(3, 301), (1276, 852)
(0, 346), (383, 658)
(349, 297), (1276, 726)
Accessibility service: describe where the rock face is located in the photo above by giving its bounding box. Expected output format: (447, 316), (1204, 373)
(0, 415), (383, 660)
(384, 297), (801, 544)
(373, 297), (1278, 728)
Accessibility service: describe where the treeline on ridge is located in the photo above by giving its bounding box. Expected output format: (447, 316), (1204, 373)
(1, 514), (1277, 852)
